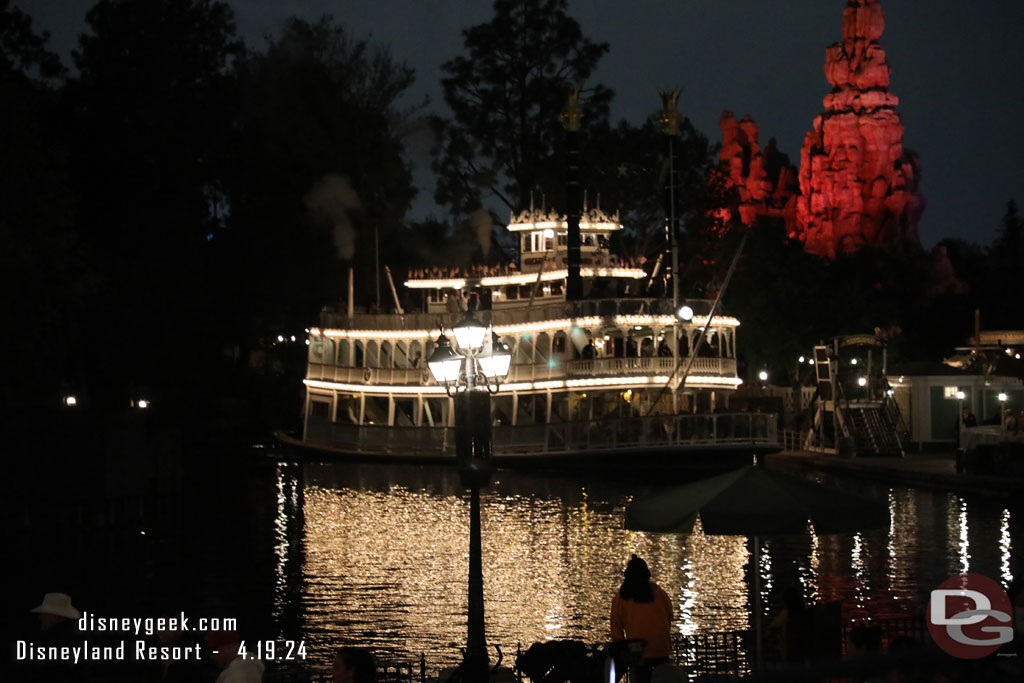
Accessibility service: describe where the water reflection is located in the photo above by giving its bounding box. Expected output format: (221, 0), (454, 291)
(285, 462), (1019, 670)
(1001, 508), (1012, 588)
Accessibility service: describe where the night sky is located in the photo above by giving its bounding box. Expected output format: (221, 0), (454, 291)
(19, 0), (1024, 247)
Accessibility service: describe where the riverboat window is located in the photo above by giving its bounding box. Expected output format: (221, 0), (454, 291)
(522, 235), (532, 253)
(310, 399), (330, 419)
(505, 285), (518, 300)
(557, 234), (567, 246)
(550, 281), (563, 296)
(545, 236), (553, 251)
(552, 335), (566, 353)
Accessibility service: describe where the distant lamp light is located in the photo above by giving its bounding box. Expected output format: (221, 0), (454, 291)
(808, 359), (815, 365)
(1006, 348), (1014, 356)
(678, 305), (694, 321)
(857, 377), (867, 387)
(850, 358), (858, 365)
(277, 335), (284, 343)
(886, 389), (894, 396)
(543, 228), (555, 239)
(956, 390), (966, 400)
(1017, 353), (1022, 360)
(427, 335), (464, 385)
(290, 335), (296, 342)
(998, 392), (1008, 402)
(452, 316), (487, 352)
(137, 399), (149, 409)
(64, 395), (77, 407)
(758, 370), (768, 382)
(798, 355), (806, 363)
(634, 325), (643, 331)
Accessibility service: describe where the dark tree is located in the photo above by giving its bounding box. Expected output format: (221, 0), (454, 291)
(0, 2), (94, 407)
(434, 0), (613, 219)
(221, 16), (417, 342)
(67, 0), (243, 406)
(591, 117), (718, 266)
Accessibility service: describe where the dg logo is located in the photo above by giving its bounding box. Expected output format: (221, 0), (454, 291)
(927, 573), (1013, 658)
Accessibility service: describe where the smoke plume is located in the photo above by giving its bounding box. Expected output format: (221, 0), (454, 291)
(304, 174), (362, 260)
(468, 209), (492, 259)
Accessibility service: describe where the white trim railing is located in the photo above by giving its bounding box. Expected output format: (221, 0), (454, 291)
(303, 412), (778, 458)
(306, 357), (738, 386)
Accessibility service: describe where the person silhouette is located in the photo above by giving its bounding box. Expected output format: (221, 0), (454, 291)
(610, 555), (673, 683)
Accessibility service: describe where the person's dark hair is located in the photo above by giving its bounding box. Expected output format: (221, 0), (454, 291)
(336, 647), (377, 683)
(618, 554), (654, 603)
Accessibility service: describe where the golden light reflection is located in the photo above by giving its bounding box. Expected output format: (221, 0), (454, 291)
(1001, 509), (1012, 588)
(959, 499), (970, 574)
(850, 533), (868, 611)
(807, 524), (820, 602)
(298, 469), (750, 670)
(759, 541), (773, 624)
(885, 489), (919, 608)
(291, 465), (1013, 672)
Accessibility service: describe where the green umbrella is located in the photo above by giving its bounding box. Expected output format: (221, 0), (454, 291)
(624, 465), (889, 668)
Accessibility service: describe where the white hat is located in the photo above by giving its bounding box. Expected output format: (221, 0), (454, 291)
(30, 593), (81, 620)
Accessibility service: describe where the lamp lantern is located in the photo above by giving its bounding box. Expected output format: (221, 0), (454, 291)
(477, 334), (512, 382)
(452, 316), (487, 352)
(427, 334), (464, 385)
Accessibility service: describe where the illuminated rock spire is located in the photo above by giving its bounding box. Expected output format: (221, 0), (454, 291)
(795, 0), (924, 257)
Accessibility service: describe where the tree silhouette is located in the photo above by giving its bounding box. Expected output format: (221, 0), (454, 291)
(433, 0), (612, 219)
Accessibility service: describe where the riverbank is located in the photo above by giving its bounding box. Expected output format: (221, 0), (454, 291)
(766, 449), (1024, 496)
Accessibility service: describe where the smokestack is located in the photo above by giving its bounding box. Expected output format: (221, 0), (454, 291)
(348, 267), (355, 318)
(561, 86), (583, 301)
(974, 308), (981, 357)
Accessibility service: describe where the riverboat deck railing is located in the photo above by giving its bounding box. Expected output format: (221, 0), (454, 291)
(304, 412), (778, 458)
(318, 298), (725, 332)
(306, 357), (737, 386)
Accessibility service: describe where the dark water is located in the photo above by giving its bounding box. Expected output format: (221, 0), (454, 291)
(10, 446), (1023, 678)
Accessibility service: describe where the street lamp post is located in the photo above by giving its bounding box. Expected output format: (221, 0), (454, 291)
(427, 316), (511, 683)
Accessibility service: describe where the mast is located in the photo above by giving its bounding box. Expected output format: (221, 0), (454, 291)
(561, 86), (583, 301)
(659, 89), (682, 312)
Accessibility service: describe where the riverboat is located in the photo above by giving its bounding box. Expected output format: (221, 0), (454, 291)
(296, 206), (777, 466)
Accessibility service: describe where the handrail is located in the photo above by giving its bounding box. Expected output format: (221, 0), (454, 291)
(318, 298), (726, 332)
(304, 412), (779, 458)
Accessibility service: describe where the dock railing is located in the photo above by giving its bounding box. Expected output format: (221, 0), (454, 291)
(304, 412), (778, 459)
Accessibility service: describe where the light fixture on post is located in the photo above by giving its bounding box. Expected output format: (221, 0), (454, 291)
(426, 334), (463, 390)
(426, 316), (510, 683)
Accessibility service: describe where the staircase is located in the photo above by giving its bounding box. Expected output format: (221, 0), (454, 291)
(845, 403), (903, 457)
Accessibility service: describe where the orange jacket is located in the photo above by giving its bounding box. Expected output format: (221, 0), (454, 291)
(610, 583), (673, 659)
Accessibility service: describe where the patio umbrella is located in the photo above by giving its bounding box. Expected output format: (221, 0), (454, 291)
(624, 465), (889, 668)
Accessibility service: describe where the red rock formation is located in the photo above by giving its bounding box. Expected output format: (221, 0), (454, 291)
(715, 112), (797, 228)
(796, 0), (923, 257)
(714, 0), (923, 259)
